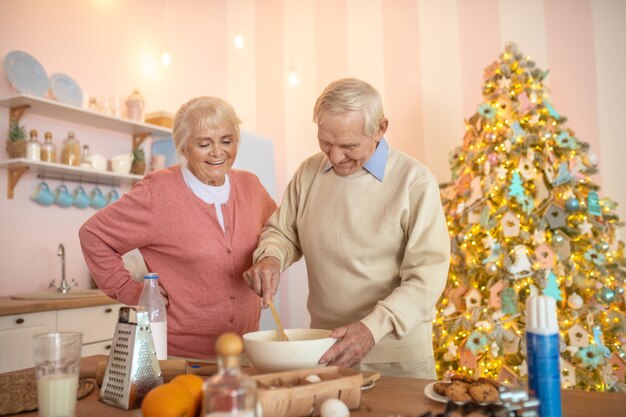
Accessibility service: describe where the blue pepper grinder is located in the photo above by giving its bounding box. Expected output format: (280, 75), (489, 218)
(526, 295), (562, 417)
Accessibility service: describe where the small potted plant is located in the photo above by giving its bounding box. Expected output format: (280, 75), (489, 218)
(6, 119), (26, 158)
(131, 147), (146, 175)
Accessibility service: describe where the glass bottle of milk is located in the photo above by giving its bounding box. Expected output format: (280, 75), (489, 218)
(138, 272), (168, 359)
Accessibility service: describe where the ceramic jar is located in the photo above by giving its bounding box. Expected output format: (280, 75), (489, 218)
(125, 89), (144, 122)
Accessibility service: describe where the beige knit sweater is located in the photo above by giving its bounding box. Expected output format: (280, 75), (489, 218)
(254, 147), (450, 363)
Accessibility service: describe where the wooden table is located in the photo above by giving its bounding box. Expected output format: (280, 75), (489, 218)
(8, 356), (626, 417)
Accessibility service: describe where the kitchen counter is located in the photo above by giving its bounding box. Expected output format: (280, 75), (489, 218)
(0, 293), (118, 316)
(6, 355), (626, 417)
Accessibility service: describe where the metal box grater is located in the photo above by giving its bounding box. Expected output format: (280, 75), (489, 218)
(99, 306), (163, 409)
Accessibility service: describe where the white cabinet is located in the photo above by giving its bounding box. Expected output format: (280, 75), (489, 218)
(0, 94), (172, 199)
(0, 303), (123, 373)
(57, 304), (121, 350)
(0, 311), (56, 373)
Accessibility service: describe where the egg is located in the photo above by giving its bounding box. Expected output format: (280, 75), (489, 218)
(320, 398), (350, 417)
(304, 374), (322, 383)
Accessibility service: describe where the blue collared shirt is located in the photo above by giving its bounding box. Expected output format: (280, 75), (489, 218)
(323, 137), (389, 182)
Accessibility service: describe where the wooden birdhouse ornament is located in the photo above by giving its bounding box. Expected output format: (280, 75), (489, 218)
(502, 211), (520, 237)
(567, 323), (590, 348)
(464, 288), (482, 310)
(534, 243), (556, 269)
(560, 359), (577, 388)
(545, 204), (567, 229)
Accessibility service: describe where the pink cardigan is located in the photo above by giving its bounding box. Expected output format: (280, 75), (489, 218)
(79, 165), (277, 358)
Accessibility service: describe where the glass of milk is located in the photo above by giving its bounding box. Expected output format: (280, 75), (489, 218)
(33, 332), (83, 417)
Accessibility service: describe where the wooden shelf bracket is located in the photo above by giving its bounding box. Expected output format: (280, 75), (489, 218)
(7, 166), (29, 199)
(10, 104), (31, 122)
(132, 133), (150, 150)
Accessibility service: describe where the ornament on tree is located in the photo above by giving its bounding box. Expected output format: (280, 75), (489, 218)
(485, 262), (499, 276)
(534, 243), (555, 269)
(565, 196), (580, 212)
(544, 204), (567, 229)
(554, 162), (573, 185)
(567, 293), (583, 310)
(467, 176), (483, 206)
(533, 174), (551, 207)
(502, 329), (521, 355)
(592, 326), (612, 358)
(506, 245), (533, 278)
(500, 287), (518, 315)
(608, 354), (626, 382)
(567, 324), (590, 348)
(517, 157), (535, 180)
(542, 270), (562, 301)
(587, 191), (602, 216)
(560, 359), (577, 388)
(489, 281), (504, 308)
(596, 287), (615, 304)
(502, 211), (521, 237)
(556, 131), (577, 149)
(508, 171), (526, 203)
(544, 161), (556, 184)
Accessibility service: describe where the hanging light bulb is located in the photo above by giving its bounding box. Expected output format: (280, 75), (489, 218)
(160, 51), (171, 66)
(234, 33), (244, 49)
(159, 0), (171, 66)
(288, 66), (299, 86)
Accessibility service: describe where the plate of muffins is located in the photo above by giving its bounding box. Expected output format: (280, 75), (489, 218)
(424, 374), (502, 404)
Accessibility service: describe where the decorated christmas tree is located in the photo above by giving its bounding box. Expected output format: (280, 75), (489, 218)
(434, 42), (626, 392)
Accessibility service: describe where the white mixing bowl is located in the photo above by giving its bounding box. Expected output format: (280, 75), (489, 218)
(243, 329), (336, 373)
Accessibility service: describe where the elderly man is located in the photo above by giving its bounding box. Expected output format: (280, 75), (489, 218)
(243, 78), (450, 378)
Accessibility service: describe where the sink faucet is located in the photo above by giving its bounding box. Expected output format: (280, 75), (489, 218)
(49, 243), (78, 293)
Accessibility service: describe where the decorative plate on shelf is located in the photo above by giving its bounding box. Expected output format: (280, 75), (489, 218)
(3, 50), (49, 97)
(50, 72), (83, 107)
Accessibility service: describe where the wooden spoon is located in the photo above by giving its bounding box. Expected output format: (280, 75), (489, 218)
(268, 300), (289, 341)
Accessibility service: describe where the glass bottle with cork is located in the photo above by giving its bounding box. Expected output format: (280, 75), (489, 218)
(40, 132), (56, 163)
(61, 132), (81, 166)
(202, 332), (258, 417)
(25, 129), (41, 161)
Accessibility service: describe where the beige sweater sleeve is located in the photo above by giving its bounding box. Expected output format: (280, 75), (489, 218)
(360, 174), (450, 343)
(253, 161), (307, 270)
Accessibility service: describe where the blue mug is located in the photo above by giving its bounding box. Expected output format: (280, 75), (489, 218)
(54, 184), (73, 208)
(90, 187), (108, 209)
(108, 189), (120, 205)
(73, 185), (90, 209)
(31, 182), (55, 206)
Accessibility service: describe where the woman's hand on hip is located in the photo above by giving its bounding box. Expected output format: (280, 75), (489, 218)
(242, 256), (281, 308)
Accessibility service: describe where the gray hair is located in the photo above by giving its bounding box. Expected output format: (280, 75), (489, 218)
(172, 96), (241, 156)
(313, 78), (385, 137)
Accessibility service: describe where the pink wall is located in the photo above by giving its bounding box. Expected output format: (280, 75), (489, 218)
(1, 0), (624, 327)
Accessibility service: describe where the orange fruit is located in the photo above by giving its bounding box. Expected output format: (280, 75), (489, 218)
(141, 382), (196, 417)
(171, 374), (205, 412)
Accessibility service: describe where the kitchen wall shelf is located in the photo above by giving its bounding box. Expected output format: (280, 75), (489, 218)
(1, 94), (171, 198)
(0, 159), (142, 197)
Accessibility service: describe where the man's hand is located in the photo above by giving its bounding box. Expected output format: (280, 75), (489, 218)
(319, 322), (375, 368)
(242, 257), (281, 308)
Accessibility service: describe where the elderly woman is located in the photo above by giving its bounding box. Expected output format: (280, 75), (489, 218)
(79, 96), (277, 358)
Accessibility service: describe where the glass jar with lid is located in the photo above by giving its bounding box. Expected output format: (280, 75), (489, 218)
(25, 129), (41, 161)
(40, 131), (57, 163)
(61, 131), (81, 166)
